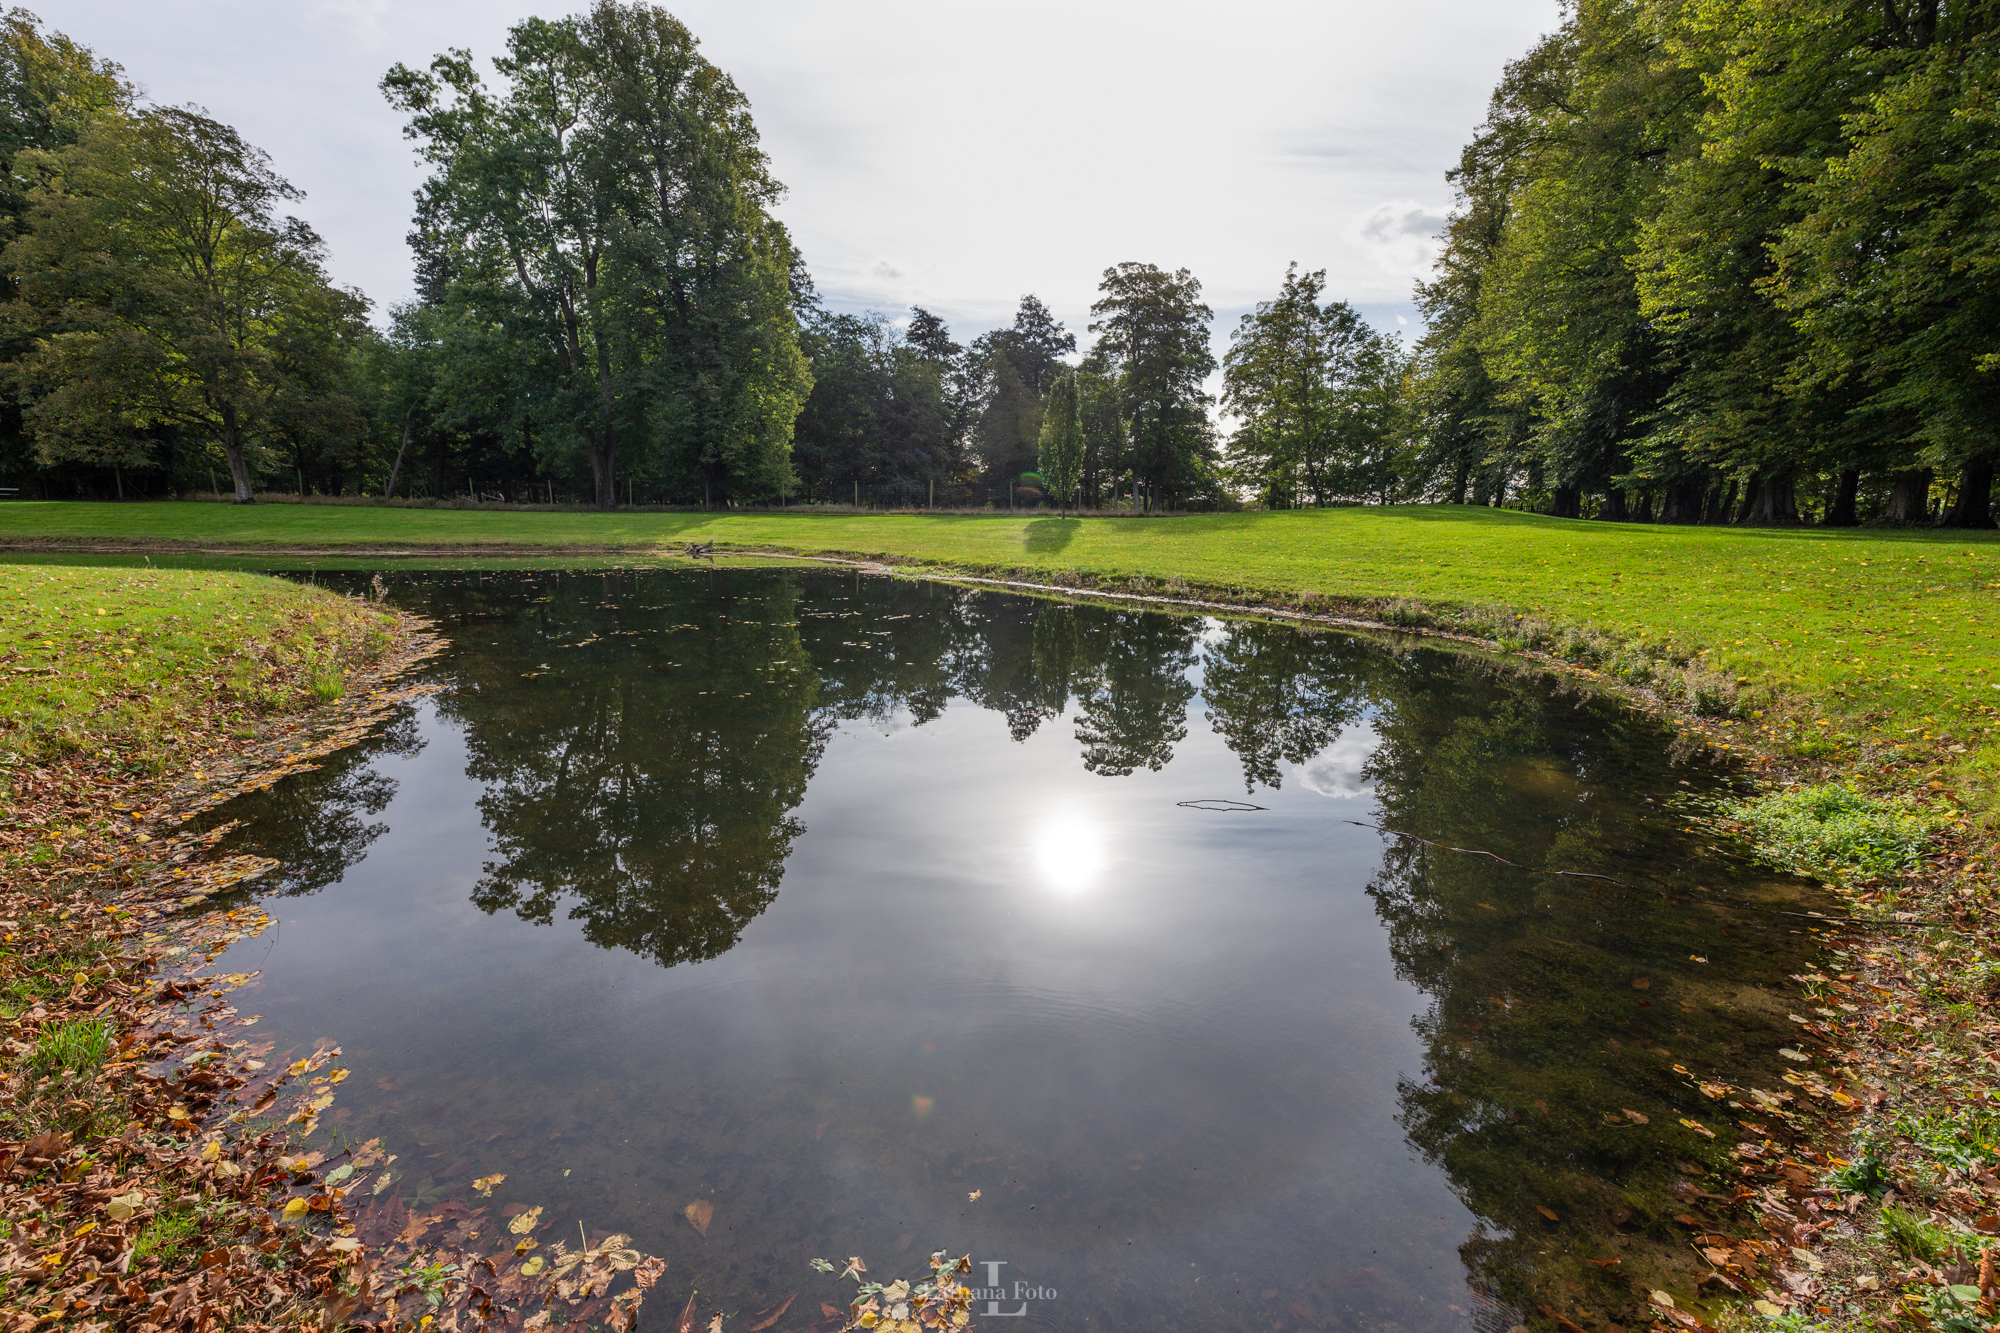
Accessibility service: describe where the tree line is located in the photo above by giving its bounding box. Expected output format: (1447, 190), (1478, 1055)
(2, 0), (1992, 524)
(1407, 0), (2000, 527)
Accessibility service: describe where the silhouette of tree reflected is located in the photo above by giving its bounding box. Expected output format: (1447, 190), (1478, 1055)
(1071, 608), (1199, 775)
(1199, 622), (1371, 791)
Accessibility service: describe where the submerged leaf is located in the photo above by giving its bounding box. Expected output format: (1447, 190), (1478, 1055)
(685, 1198), (714, 1236)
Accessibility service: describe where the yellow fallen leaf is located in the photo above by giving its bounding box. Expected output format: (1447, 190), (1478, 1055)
(472, 1173), (505, 1197)
(685, 1198), (714, 1236)
(282, 1198), (309, 1221)
(521, 1255), (546, 1277)
(509, 1205), (543, 1235)
(166, 1106), (191, 1121)
(200, 1140), (222, 1162)
(328, 1069), (350, 1084)
(967, 1190), (981, 1202)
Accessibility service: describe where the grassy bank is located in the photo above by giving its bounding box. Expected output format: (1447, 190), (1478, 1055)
(0, 564), (402, 783)
(5, 500), (1998, 813)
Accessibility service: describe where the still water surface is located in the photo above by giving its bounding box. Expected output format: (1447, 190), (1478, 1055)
(203, 567), (1821, 1332)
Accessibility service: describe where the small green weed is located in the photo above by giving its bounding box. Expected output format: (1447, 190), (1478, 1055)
(1930, 1282), (1989, 1333)
(31, 1017), (111, 1079)
(1894, 1107), (2000, 1175)
(1878, 1203), (1977, 1263)
(1827, 1149), (1888, 1199)
(134, 1208), (202, 1261)
(1727, 782), (1940, 880)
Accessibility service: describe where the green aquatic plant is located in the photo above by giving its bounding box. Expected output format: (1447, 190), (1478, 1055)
(1726, 782), (1939, 880)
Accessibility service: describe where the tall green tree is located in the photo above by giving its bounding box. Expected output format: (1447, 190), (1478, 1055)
(383, 1), (810, 509)
(7, 105), (366, 501)
(1036, 365), (1084, 513)
(1223, 264), (1403, 507)
(1089, 263), (1216, 507)
(969, 295), (1074, 489)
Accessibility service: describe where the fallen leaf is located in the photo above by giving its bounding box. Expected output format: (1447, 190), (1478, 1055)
(822, 1304), (843, 1318)
(1678, 1118), (1716, 1139)
(281, 1198), (309, 1221)
(968, 1190), (981, 1202)
(509, 1205), (543, 1235)
(745, 1294), (796, 1331)
(1649, 1291), (1676, 1310)
(1588, 1257), (1621, 1269)
(1632, 977), (1651, 990)
(1622, 1109), (1650, 1125)
(676, 1294), (700, 1333)
(1289, 1302), (1322, 1327)
(707, 1317), (724, 1333)
(473, 1172), (505, 1196)
(1536, 1206), (1560, 1222)
(685, 1198), (714, 1236)
(521, 1256), (546, 1276)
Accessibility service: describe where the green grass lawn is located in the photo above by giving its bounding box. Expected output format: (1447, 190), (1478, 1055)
(0, 561), (398, 776)
(5, 500), (1998, 808)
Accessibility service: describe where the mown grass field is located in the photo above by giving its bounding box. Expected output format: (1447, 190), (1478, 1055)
(5, 500), (1997, 805)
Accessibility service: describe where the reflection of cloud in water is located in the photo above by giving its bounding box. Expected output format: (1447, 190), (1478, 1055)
(1297, 726), (1378, 799)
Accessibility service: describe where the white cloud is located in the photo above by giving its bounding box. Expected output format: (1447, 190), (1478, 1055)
(1348, 201), (1451, 284)
(49, 0), (1557, 342)
(1296, 725), (1378, 801)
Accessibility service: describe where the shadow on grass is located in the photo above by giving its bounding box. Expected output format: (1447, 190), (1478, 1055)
(1023, 517), (1081, 554)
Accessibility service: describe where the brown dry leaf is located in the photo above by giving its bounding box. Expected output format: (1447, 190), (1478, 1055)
(707, 1317), (724, 1333)
(821, 1304), (842, 1319)
(1622, 1109), (1650, 1125)
(676, 1292), (701, 1333)
(1588, 1256), (1621, 1269)
(967, 1190), (982, 1202)
(1632, 977), (1651, 990)
(1536, 1206), (1560, 1222)
(509, 1205), (544, 1235)
(745, 1293), (796, 1331)
(472, 1173), (505, 1197)
(684, 1198), (714, 1236)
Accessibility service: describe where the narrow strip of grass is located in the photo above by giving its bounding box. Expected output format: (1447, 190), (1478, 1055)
(5, 500), (1998, 812)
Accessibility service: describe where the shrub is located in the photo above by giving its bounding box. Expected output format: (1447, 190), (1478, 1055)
(1727, 782), (1939, 880)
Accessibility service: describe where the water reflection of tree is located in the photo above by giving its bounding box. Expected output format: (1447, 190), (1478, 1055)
(432, 570), (827, 968)
(1356, 655), (1802, 1319)
(1199, 622), (1370, 791)
(1069, 608), (1199, 775)
(236, 712), (425, 896)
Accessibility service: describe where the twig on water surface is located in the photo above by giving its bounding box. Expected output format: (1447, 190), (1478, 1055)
(1337, 818), (1640, 889)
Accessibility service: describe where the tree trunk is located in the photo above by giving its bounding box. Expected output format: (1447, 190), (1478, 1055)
(1448, 460), (1471, 506)
(384, 408), (414, 500)
(1550, 486), (1582, 519)
(1944, 457), (1996, 528)
(1825, 468), (1861, 526)
(588, 438), (618, 510)
(219, 409), (256, 504)
(1635, 491), (1653, 523)
(1886, 468), (1932, 522)
(1739, 473), (1798, 523)
(1705, 478), (1736, 525)
(1660, 480), (1703, 523)
(1600, 489), (1629, 522)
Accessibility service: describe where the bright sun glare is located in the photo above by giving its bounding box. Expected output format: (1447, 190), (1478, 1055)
(1033, 814), (1106, 894)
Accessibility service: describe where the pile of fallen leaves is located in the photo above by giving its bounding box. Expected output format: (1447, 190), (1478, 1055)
(0, 608), (690, 1332)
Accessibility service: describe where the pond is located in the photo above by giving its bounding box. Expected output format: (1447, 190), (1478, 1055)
(197, 565), (1826, 1332)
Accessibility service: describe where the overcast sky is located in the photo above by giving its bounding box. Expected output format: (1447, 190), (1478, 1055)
(49, 0), (1558, 353)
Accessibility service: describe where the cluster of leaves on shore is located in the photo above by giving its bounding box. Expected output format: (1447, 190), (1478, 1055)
(0, 582), (697, 1332)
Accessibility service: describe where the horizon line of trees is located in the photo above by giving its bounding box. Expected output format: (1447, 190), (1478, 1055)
(0, 0), (1993, 527)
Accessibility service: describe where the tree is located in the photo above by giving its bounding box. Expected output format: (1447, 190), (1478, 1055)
(7, 105), (365, 502)
(1224, 264), (1403, 506)
(1036, 366), (1084, 513)
(384, 1), (811, 509)
(1089, 263), (1216, 507)
(969, 294), (1075, 489)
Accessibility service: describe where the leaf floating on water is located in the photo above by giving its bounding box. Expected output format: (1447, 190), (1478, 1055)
(521, 1255), (546, 1276)
(372, 1172), (394, 1195)
(676, 1293), (701, 1333)
(1777, 1047), (1811, 1063)
(744, 1294), (796, 1331)
(472, 1172), (505, 1196)
(685, 1198), (714, 1236)
(509, 1205), (544, 1235)
(1535, 1206), (1560, 1222)
(967, 1190), (981, 1202)
(1678, 1118), (1717, 1139)
(707, 1317), (724, 1333)
(1622, 1109), (1651, 1124)
(281, 1197), (309, 1221)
